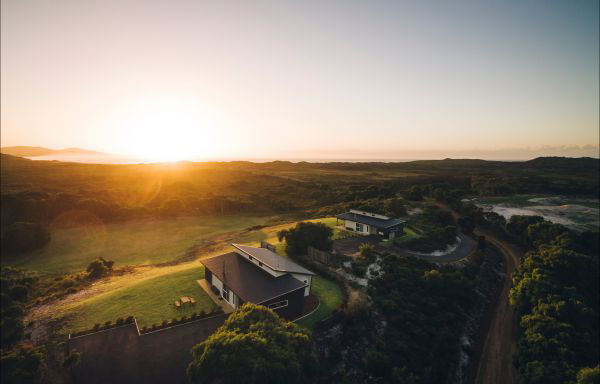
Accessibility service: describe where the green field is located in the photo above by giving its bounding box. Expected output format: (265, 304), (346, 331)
(296, 276), (343, 329)
(38, 217), (345, 332)
(60, 267), (217, 332)
(2, 215), (276, 274)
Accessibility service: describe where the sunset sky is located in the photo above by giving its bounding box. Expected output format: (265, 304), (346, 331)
(1, 0), (598, 161)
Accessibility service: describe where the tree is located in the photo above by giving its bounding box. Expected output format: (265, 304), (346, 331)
(506, 215), (544, 245)
(384, 198), (407, 217)
(187, 303), (315, 384)
(277, 222), (333, 256)
(577, 365), (600, 384)
(1, 345), (46, 384)
(1, 222), (50, 253)
(86, 258), (114, 279)
(405, 186), (423, 201)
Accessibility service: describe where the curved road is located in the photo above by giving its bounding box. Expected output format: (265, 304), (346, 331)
(429, 200), (522, 384)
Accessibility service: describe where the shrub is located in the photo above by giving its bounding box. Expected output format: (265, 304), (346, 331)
(161, 320), (168, 328)
(93, 323), (100, 330)
(116, 318), (124, 326)
(125, 316), (134, 323)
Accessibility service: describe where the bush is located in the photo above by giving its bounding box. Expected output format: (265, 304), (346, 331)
(86, 258), (114, 279)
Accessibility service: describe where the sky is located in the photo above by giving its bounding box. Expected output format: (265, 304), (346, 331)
(1, 0), (599, 161)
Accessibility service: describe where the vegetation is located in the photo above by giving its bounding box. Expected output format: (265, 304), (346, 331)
(396, 205), (457, 252)
(86, 257), (114, 279)
(58, 267), (217, 331)
(367, 253), (478, 382)
(0, 344), (46, 384)
(509, 230), (598, 383)
(1, 215), (277, 274)
(187, 303), (316, 384)
(296, 276), (343, 329)
(277, 222), (333, 256)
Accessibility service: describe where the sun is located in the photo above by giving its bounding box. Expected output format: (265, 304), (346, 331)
(114, 93), (227, 162)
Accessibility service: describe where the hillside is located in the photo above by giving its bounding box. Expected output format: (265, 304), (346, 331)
(0, 146), (104, 157)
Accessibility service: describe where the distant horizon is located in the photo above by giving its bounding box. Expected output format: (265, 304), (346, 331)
(2, 144), (598, 164)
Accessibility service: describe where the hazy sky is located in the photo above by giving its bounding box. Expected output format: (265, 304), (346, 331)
(1, 0), (598, 160)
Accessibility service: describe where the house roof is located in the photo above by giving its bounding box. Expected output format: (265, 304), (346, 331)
(336, 212), (406, 229)
(201, 252), (307, 304)
(232, 244), (315, 275)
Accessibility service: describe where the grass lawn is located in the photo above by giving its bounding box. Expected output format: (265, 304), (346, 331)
(59, 267), (216, 332)
(296, 276), (343, 329)
(2, 215), (275, 274)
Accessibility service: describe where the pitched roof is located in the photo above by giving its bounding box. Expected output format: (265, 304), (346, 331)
(336, 212), (406, 228)
(231, 244), (315, 275)
(200, 252), (307, 304)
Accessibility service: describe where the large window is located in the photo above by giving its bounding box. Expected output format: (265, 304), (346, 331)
(222, 285), (230, 302)
(268, 300), (288, 309)
(356, 223), (363, 232)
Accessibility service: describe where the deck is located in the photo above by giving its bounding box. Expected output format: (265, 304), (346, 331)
(197, 279), (234, 314)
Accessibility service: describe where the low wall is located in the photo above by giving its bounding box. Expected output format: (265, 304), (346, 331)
(68, 314), (228, 384)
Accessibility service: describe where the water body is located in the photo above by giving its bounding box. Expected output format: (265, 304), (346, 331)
(470, 195), (599, 232)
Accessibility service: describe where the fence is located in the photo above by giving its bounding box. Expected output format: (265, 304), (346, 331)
(307, 246), (342, 267)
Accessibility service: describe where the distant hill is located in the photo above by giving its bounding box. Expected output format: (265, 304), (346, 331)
(0, 146), (104, 157)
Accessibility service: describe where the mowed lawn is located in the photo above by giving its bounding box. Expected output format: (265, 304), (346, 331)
(61, 267), (217, 332)
(296, 276), (343, 329)
(2, 215), (275, 274)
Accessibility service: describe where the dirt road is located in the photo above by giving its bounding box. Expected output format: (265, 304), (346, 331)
(472, 229), (521, 384)
(429, 200), (521, 384)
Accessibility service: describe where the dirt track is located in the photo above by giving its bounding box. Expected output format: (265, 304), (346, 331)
(431, 200), (521, 384)
(472, 229), (521, 384)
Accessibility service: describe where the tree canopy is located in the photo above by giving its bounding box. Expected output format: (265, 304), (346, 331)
(187, 303), (315, 384)
(277, 222), (333, 256)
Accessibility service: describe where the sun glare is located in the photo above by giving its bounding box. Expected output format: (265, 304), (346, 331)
(114, 93), (227, 162)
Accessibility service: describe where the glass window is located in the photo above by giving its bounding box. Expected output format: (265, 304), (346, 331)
(268, 300), (288, 309)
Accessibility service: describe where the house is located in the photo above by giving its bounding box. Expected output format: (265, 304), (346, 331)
(336, 209), (406, 239)
(199, 243), (315, 320)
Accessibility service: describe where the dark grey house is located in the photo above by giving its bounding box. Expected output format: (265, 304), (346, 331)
(336, 209), (406, 239)
(200, 243), (315, 320)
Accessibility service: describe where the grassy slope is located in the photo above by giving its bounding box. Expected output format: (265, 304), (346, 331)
(296, 276), (342, 329)
(2, 215), (275, 274)
(62, 268), (217, 331)
(47, 217), (343, 332)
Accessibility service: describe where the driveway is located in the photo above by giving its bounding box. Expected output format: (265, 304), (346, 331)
(333, 233), (476, 263)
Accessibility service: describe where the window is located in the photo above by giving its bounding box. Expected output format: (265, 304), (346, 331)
(268, 300), (288, 309)
(356, 223), (363, 232)
(222, 285), (230, 302)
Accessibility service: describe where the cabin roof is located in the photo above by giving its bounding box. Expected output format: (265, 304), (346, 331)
(336, 211), (406, 228)
(231, 244), (315, 275)
(201, 252), (307, 304)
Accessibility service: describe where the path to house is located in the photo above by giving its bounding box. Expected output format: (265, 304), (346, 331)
(430, 200), (521, 384)
(333, 233), (476, 263)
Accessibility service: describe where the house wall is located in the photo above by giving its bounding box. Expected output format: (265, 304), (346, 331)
(344, 219), (370, 235)
(290, 273), (312, 296)
(209, 273), (235, 309)
(260, 287), (305, 320)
